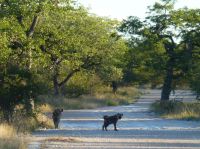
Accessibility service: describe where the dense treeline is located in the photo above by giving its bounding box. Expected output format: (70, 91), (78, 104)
(0, 0), (200, 122)
(0, 0), (127, 121)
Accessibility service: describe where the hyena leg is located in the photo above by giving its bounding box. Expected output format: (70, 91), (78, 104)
(54, 118), (59, 129)
(54, 121), (58, 128)
(114, 123), (118, 131)
(105, 124), (108, 131)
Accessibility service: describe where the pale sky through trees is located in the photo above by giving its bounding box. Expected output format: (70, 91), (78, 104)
(79, 0), (200, 20)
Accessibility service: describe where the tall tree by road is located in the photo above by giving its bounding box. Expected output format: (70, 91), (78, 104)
(119, 0), (200, 100)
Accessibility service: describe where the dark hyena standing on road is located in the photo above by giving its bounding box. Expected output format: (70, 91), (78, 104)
(52, 108), (63, 129)
(102, 113), (123, 131)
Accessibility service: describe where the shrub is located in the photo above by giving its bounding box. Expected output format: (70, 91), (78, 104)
(151, 100), (184, 114)
(0, 64), (47, 122)
(105, 100), (118, 106)
(60, 73), (103, 97)
(151, 100), (200, 120)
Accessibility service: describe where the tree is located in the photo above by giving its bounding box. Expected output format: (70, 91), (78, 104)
(0, 0), (127, 100)
(119, 0), (200, 101)
(0, 64), (43, 121)
(0, 0), (75, 120)
(35, 6), (127, 95)
(177, 9), (200, 98)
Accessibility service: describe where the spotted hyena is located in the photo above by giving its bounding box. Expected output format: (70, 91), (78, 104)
(102, 113), (123, 131)
(52, 108), (63, 129)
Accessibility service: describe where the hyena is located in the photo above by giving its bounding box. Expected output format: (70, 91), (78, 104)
(102, 113), (123, 131)
(52, 108), (63, 129)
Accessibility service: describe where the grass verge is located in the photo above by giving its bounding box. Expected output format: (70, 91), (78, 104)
(151, 100), (200, 120)
(38, 87), (140, 110)
(0, 111), (54, 149)
(0, 123), (27, 149)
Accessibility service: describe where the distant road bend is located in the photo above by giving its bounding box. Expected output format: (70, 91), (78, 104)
(29, 89), (200, 149)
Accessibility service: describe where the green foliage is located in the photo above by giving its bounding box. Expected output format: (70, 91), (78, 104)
(0, 0), (128, 123)
(189, 61), (200, 97)
(105, 100), (118, 106)
(119, 0), (200, 99)
(33, 3), (127, 94)
(0, 64), (44, 121)
(60, 72), (96, 97)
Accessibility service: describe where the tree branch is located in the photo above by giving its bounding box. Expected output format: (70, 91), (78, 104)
(58, 69), (80, 87)
(159, 34), (175, 47)
(26, 15), (39, 38)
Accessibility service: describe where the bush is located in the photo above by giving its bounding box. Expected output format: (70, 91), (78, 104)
(151, 100), (184, 114)
(60, 73), (103, 97)
(151, 100), (200, 120)
(105, 100), (118, 106)
(0, 109), (54, 133)
(0, 64), (47, 122)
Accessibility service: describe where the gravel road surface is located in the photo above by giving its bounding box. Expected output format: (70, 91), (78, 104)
(29, 89), (200, 149)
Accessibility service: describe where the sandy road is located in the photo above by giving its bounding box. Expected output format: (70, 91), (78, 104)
(29, 89), (200, 149)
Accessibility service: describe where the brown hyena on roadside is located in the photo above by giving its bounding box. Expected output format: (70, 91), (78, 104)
(52, 108), (63, 129)
(102, 113), (123, 131)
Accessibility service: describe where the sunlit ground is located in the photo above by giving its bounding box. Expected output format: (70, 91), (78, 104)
(28, 90), (200, 148)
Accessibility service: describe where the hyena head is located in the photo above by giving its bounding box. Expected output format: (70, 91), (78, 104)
(117, 113), (123, 119)
(57, 108), (63, 115)
(53, 108), (63, 118)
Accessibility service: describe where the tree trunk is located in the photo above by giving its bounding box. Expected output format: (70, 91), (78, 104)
(161, 60), (173, 101)
(53, 75), (59, 95)
(160, 35), (176, 101)
(58, 69), (80, 94)
(53, 64), (60, 95)
(53, 68), (80, 95)
(3, 109), (13, 123)
(111, 81), (118, 94)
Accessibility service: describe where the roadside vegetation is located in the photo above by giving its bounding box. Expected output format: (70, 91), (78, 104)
(39, 87), (139, 110)
(0, 123), (27, 149)
(151, 100), (200, 120)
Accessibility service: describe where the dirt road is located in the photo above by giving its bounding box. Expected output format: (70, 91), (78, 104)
(29, 89), (200, 149)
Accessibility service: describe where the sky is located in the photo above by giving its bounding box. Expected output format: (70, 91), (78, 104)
(78, 0), (200, 20)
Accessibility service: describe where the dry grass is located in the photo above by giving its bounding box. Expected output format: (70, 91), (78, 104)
(0, 124), (27, 149)
(9, 111), (54, 133)
(44, 137), (81, 142)
(38, 104), (53, 113)
(39, 86), (139, 110)
(0, 110), (54, 149)
(165, 111), (200, 120)
(0, 108), (54, 149)
(0, 123), (16, 138)
(0, 138), (27, 149)
(36, 113), (54, 129)
(151, 101), (200, 120)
